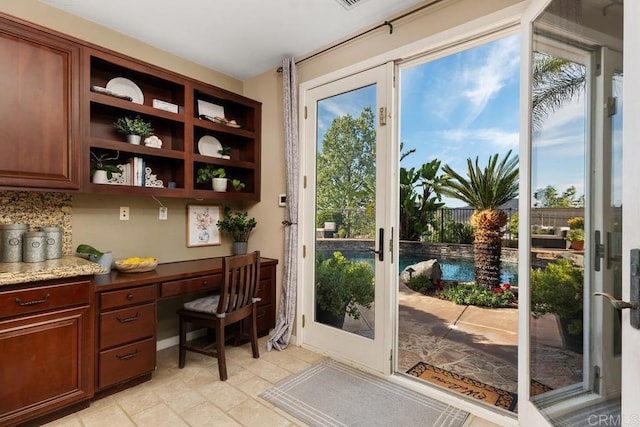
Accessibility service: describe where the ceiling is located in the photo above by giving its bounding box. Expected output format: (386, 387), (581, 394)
(40, 0), (428, 80)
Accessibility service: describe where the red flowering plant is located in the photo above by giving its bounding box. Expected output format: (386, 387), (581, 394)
(440, 281), (517, 308)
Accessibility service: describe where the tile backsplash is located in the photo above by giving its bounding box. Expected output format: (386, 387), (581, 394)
(0, 191), (72, 256)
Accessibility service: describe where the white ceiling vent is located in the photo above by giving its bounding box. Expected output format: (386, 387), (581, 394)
(335, 0), (369, 10)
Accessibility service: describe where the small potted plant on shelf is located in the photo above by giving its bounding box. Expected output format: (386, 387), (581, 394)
(216, 206), (257, 255)
(196, 165), (227, 192)
(90, 151), (121, 184)
(113, 115), (153, 145)
(231, 179), (245, 191)
(218, 146), (231, 159)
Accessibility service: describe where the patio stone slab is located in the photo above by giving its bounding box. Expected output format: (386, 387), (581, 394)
(457, 305), (518, 334)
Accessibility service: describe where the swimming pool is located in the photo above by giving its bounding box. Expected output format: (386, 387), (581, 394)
(318, 249), (518, 285)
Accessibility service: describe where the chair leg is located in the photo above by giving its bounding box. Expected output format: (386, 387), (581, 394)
(250, 306), (260, 359)
(178, 314), (186, 369)
(215, 320), (228, 381)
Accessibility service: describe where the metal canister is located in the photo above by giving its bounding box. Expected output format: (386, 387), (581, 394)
(41, 226), (63, 260)
(22, 231), (46, 263)
(0, 224), (29, 262)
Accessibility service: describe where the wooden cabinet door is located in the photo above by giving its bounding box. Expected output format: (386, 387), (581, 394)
(0, 18), (80, 190)
(0, 305), (92, 425)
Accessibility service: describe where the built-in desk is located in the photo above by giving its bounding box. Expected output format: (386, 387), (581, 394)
(92, 257), (277, 394)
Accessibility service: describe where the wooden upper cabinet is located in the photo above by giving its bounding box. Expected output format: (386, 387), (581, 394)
(0, 18), (80, 190)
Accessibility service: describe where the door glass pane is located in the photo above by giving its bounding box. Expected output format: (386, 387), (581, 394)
(314, 85), (376, 339)
(530, 13), (587, 398)
(611, 73), (623, 356)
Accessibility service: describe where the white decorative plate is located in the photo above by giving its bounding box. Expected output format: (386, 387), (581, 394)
(106, 77), (144, 104)
(198, 135), (222, 157)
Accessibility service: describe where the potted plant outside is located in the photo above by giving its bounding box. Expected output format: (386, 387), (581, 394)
(90, 151), (121, 184)
(196, 165), (227, 191)
(216, 207), (257, 255)
(113, 115), (153, 144)
(315, 251), (374, 328)
(531, 257), (584, 353)
(566, 216), (584, 251)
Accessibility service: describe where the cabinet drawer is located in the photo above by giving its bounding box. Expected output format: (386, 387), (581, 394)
(98, 337), (156, 390)
(256, 304), (274, 336)
(0, 280), (90, 318)
(161, 274), (221, 298)
(100, 303), (155, 349)
(255, 278), (273, 306)
(100, 284), (156, 310)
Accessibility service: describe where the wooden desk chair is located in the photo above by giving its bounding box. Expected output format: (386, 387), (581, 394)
(177, 251), (260, 381)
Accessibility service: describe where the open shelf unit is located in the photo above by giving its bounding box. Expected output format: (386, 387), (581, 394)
(82, 48), (261, 200)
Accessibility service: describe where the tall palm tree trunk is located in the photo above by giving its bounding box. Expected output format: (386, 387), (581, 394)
(471, 209), (507, 289)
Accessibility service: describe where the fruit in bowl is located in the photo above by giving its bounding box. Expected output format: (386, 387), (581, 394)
(115, 256), (158, 273)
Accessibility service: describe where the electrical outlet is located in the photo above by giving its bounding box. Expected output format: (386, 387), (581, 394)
(120, 206), (129, 221)
(159, 206), (168, 220)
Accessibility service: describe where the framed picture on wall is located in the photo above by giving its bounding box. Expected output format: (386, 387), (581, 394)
(186, 204), (221, 247)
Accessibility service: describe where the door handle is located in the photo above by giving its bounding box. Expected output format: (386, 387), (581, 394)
(369, 228), (384, 261)
(593, 292), (639, 310)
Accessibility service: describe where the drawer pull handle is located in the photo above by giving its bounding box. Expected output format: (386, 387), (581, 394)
(15, 293), (50, 306)
(116, 349), (139, 360)
(126, 293), (134, 300)
(116, 312), (141, 323)
(202, 280), (208, 286)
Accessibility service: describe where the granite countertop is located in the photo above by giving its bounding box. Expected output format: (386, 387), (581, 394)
(0, 256), (106, 286)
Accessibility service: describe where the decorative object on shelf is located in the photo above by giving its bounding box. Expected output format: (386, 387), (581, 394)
(90, 151), (121, 184)
(231, 179), (245, 191)
(197, 135), (223, 157)
(196, 165), (227, 192)
(114, 256), (158, 273)
(144, 134), (163, 148)
(144, 167), (164, 188)
(113, 115), (153, 144)
(76, 244), (112, 275)
(105, 77), (144, 104)
(216, 206), (257, 255)
(152, 98), (179, 113)
(187, 205), (221, 247)
(197, 99), (224, 119)
(90, 85), (133, 101)
(218, 146), (231, 159)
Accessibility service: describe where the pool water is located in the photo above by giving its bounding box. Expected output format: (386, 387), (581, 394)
(318, 250), (518, 285)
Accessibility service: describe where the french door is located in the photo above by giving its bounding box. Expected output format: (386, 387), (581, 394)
(300, 64), (395, 374)
(519, 0), (624, 424)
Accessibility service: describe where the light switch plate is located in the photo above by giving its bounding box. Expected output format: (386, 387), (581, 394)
(278, 194), (286, 207)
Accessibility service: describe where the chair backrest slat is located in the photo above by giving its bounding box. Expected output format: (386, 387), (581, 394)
(217, 251), (260, 315)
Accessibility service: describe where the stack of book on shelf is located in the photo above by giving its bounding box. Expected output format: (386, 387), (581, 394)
(118, 157), (146, 186)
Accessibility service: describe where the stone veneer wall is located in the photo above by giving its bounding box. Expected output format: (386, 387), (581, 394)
(0, 191), (73, 256)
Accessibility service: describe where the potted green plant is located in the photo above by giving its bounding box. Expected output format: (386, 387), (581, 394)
(218, 146), (231, 159)
(531, 257), (584, 353)
(90, 151), (121, 184)
(196, 165), (227, 191)
(566, 216), (584, 251)
(231, 179), (245, 191)
(315, 251), (374, 328)
(216, 207), (257, 254)
(113, 115), (153, 144)
(76, 244), (112, 275)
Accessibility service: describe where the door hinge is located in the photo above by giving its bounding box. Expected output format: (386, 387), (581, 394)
(593, 365), (601, 394)
(595, 230), (605, 272)
(389, 349), (393, 372)
(304, 106), (308, 119)
(379, 107), (387, 126)
(303, 245), (306, 258)
(302, 314), (305, 328)
(303, 175), (307, 189)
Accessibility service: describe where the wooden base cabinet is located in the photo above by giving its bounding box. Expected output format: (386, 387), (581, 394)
(0, 280), (93, 426)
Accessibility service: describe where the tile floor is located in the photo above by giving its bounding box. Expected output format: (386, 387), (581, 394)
(44, 336), (500, 427)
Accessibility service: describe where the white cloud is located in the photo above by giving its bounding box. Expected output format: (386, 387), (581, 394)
(439, 128), (519, 149)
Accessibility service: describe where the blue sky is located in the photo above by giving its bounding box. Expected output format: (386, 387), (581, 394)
(317, 33), (587, 208)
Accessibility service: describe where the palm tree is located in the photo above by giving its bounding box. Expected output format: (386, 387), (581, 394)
(532, 53), (586, 129)
(441, 150), (519, 289)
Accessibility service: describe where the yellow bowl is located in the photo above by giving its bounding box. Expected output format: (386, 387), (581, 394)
(114, 258), (158, 273)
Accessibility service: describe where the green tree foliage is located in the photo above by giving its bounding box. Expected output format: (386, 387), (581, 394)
(533, 184), (584, 207)
(399, 159), (446, 241)
(317, 107), (376, 238)
(532, 54), (586, 129)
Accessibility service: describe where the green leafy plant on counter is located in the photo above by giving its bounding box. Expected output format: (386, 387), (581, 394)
(76, 244), (104, 258)
(113, 115), (153, 137)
